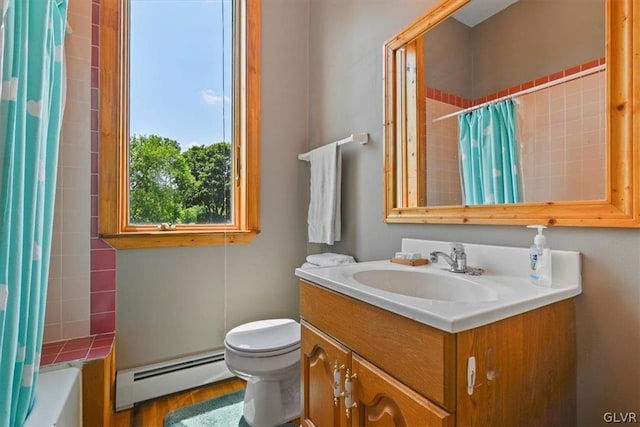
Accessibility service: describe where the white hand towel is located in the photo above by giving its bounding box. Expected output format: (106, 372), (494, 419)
(300, 262), (320, 270)
(307, 142), (341, 244)
(306, 253), (355, 267)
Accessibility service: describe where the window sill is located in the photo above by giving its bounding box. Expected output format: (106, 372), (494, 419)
(100, 230), (259, 249)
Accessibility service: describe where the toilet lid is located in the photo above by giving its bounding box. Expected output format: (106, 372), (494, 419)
(225, 319), (300, 354)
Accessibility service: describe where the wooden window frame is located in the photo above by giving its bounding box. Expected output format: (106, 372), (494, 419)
(99, 0), (260, 249)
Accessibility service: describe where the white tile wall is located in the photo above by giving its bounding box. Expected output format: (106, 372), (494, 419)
(44, 1), (92, 343)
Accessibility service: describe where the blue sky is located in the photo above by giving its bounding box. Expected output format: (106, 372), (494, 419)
(129, 0), (232, 151)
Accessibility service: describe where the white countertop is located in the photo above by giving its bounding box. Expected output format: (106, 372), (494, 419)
(295, 239), (582, 333)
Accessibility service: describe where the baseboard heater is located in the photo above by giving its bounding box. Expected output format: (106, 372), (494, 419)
(115, 350), (234, 411)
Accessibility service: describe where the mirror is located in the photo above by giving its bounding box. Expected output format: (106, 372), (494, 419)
(383, 0), (639, 227)
(424, 0), (605, 207)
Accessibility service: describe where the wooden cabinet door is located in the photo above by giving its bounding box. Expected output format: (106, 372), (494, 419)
(301, 321), (350, 427)
(351, 354), (453, 427)
(455, 299), (576, 427)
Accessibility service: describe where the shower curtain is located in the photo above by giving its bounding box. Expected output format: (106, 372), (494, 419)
(0, 1), (68, 425)
(458, 99), (521, 205)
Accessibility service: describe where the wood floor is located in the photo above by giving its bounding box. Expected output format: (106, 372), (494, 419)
(112, 378), (246, 427)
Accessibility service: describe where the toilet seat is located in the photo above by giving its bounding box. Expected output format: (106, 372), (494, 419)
(225, 319), (300, 357)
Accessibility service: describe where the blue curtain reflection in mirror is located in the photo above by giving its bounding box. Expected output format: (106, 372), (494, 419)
(458, 99), (521, 205)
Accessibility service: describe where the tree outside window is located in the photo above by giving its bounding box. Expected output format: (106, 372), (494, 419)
(128, 135), (231, 225)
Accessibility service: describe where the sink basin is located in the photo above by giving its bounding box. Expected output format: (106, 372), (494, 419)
(352, 269), (498, 302)
(295, 239), (582, 332)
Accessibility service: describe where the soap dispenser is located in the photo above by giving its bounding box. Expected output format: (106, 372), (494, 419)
(527, 225), (552, 287)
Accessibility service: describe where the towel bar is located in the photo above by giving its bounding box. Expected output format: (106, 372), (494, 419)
(298, 133), (369, 161)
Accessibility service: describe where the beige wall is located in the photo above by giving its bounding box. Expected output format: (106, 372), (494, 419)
(115, 0), (310, 369)
(45, 0), (92, 342)
(308, 0), (639, 425)
(424, 0), (605, 99)
(423, 17), (472, 98)
(472, 0), (605, 97)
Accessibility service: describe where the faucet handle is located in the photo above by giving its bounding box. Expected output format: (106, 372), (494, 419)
(450, 243), (465, 254)
(450, 243), (467, 272)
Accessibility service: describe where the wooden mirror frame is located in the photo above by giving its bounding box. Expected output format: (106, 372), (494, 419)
(383, 0), (639, 227)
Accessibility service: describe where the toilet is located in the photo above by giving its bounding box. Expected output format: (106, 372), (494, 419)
(224, 319), (301, 426)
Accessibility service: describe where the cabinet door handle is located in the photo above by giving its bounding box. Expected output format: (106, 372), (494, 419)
(467, 356), (476, 395)
(333, 360), (345, 406)
(344, 369), (357, 418)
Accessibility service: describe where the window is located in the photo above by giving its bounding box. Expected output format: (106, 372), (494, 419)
(99, 0), (260, 249)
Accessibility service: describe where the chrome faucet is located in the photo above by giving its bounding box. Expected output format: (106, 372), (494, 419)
(430, 243), (468, 273)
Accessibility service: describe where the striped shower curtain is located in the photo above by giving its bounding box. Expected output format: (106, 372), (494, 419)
(0, 1), (68, 425)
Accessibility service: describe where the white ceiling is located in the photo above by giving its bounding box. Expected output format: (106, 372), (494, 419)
(453, 0), (520, 27)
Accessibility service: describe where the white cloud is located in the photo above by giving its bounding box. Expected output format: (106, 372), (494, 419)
(201, 89), (230, 105)
(27, 99), (43, 117)
(1, 78), (19, 101)
(0, 284), (7, 311)
(22, 363), (34, 387)
(32, 241), (42, 261)
(54, 45), (63, 62)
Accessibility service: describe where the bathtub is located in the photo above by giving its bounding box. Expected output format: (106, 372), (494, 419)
(23, 366), (82, 427)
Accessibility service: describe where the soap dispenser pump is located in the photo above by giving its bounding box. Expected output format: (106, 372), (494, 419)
(527, 225), (552, 287)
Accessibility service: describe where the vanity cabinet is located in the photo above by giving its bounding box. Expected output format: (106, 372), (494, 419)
(301, 322), (451, 427)
(299, 280), (576, 426)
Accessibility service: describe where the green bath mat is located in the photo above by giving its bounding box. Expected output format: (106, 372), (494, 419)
(163, 389), (297, 427)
